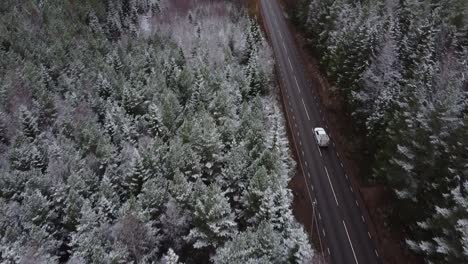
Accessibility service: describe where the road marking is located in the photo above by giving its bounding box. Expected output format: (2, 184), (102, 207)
(356, 200), (359, 207)
(294, 76), (301, 93)
(299, 141), (302, 146)
(307, 172), (311, 178)
(362, 215), (365, 223)
(333, 142), (335, 147)
(340, 162), (344, 168)
(293, 115), (295, 120)
(278, 29), (283, 39)
(288, 57), (293, 71)
(350, 186), (354, 193)
(322, 229), (326, 236)
(319, 213), (322, 220)
(302, 150), (305, 156)
(301, 99), (310, 120)
(305, 161), (308, 167)
(317, 145), (322, 157)
(368, 232), (372, 239)
(337, 152), (340, 157)
(343, 220), (359, 264)
(282, 41), (287, 52)
(345, 174), (349, 180)
(327, 248), (331, 255)
(324, 167), (339, 206)
(375, 249), (380, 257)
(267, 11), (326, 260)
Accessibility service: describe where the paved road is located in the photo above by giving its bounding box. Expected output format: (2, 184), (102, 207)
(260, 1), (381, 263)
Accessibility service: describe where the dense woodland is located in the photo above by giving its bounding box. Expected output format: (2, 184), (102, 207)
(295, 0), (468, 263)
(0, 0), (314, 263)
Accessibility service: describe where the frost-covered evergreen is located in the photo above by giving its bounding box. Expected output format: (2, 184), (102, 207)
(296, 0), (467, 262)
(0, 0), (313, 263)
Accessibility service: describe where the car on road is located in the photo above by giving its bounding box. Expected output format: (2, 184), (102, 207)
(314, 127), (330, 147)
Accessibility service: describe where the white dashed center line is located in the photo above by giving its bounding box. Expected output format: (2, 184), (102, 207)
(294, 75), (301, 93)
(325, 167), (339, 206)
(301, 99), (310, 121)
(343, 220), (359, 264)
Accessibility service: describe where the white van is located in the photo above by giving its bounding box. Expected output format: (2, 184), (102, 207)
(314, 127), (330, 147)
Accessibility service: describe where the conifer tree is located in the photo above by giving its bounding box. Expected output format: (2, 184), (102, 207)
(19, 106), (39, 140)
(185, 184), (237, 249)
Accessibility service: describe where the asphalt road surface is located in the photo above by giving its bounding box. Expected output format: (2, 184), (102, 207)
(260, 1), (381, 263)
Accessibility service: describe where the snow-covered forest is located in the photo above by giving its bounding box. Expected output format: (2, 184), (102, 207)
(0, 0), (313, 263)
(295, 0), (468, 263)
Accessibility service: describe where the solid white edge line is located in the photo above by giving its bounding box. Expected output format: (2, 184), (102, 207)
(301, 98), (310, 121)
(343, 220), (360, 264)
(324, 167), (339, 206)
(288, 57), (293, 71)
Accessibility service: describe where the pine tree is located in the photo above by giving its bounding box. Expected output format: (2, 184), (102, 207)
(19, 106), (39, 140)
(355, 22), (402, 145)
(69, 199), (109, 263)
(185, 183), (237, 249)
(212, 221), (288, 264)
(190, 112), (223, 181)
(161, 248), (181, 264)
(122, 83), (146, 116)
(0, 112), (8, 144)
(63, 189), (84, 230)
(30, 144), (48, 173)
(169, 169), (193, 205)
(285, 222), (314, 264)
(96, 73), (112, 99)
(106, 1), (123, 40)
(160, 199), (190, 252)
(245, 18), (262, 62)
(123, 149), (149, 198)
(220, 144), (250, 206)
(241, 166), (274, 224)
(294, 0), (311, 26)
(246, 53), (267, 97)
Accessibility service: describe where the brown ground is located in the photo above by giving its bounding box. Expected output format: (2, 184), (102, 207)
(258, 0), (422, 263)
